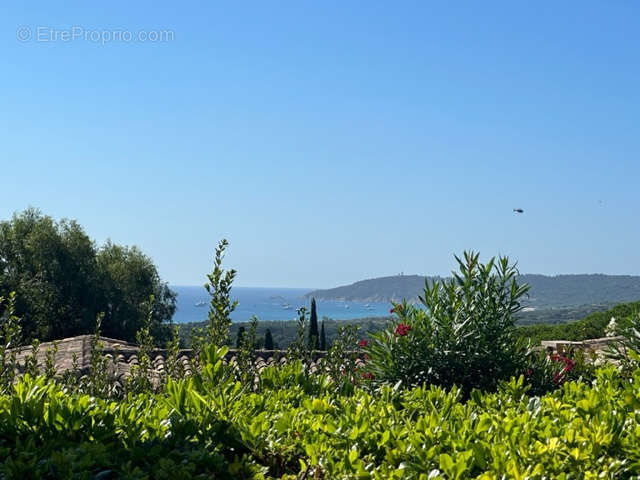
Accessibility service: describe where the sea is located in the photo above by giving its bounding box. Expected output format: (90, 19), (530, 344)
(171, 286), (391, 324)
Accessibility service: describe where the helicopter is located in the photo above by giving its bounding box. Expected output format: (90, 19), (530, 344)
(513, 208), (524, 214)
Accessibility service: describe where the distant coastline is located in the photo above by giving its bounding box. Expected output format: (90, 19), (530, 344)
(171, 286), (390, 324)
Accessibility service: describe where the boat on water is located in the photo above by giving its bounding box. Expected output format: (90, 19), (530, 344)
(282, 304), (292, 310)
(194, 301), (206, 307)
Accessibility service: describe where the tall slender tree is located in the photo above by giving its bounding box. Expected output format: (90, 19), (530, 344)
(235, 326), (246, 348)
(264, 329), (274, 350)
(319, 319), (326, 351)
(308, 297), (319, 349)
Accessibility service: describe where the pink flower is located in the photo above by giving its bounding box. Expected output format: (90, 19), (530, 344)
(394, 323), (411, 336)
(389, 307), (395, 314)
(359, 339), (368, 348)
(551, 354), (575, 374)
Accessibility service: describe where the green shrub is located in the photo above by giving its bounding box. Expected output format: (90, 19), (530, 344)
(364, 252), (530, 395)
(322, 324), (362, 395)
(127, 296), (156, 394)
(0, 292), (21, 393)
(525, 347), (598, 396)
(606, 310), (640, 375)
(2, 364), (640, 478)
(204, 239), (237, 348)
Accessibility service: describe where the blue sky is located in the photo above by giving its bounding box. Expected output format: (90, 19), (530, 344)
(1, 1), (639, 288)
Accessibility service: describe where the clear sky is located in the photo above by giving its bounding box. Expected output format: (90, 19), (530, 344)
(1, 1), (639, 288)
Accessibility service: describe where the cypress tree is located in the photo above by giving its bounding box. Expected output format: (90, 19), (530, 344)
(235, 326), (246, 348)
(264, 329), (274, 350)
(319, 319), (326, 351)
(308, 297), (319, 349)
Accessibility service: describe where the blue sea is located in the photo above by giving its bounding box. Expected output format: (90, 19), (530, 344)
(171, 286), (391, 324)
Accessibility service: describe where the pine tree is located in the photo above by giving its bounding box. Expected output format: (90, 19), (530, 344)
(308, 297), (319, 349)
(319, 319), (326, 351)
(264, 329), (274, 350)
(235, 326), (246, 348)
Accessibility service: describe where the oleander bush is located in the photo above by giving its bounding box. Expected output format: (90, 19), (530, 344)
(363, 252), (531, 395)
(607, 310), (640, 376)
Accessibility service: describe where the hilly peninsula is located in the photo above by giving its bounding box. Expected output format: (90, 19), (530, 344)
(305, 274), (640, 308)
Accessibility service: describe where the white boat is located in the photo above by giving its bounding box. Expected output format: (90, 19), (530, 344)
(194, 300), (206, 307)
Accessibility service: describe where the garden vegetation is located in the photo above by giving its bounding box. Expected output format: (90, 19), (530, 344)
(1, 238), (640, 478)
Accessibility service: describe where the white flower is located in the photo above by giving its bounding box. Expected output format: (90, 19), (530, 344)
(605, 317), (617, 337)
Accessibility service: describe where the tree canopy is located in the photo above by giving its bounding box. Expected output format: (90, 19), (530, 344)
(0, 208), (175, 343)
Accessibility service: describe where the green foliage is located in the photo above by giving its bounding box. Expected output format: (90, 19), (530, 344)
(163, 324), (184, 385)
(516, 303), (613, 326)
(524, 347), (598, 396)
(517, 300), (640, 344)
(127, 296), (156, 395)
(308, 297), (319, 349)
(236, 316), (258, 384)
(43, 340), (58, 381)
(286, 307), (313, 372)
(365, 252), (530, 395)
(97, 241), (176, 342)
(0, 208), (101, 340)
(3, 361), (640, 477)
(0, 209), (176, 343)
(59, 352), (80, 390)
(180, 315), (392, 350)
(322, 324), (362, 395)
(205, 239), (238, 348)
(264, 329), (274, 350)
(319, 319), (326, 351)
(236, 326), (246, 348)
(0, 292), (21, 392)
(606, 310), (640, 375)
(0, 374), (263, 479)
(83, 314), (114, 398)
(22, 339), (40, 378)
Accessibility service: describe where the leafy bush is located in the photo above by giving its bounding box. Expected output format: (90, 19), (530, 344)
(0, 293), (21, 393)
(2, 362), (640, 478)
(236, 315), (259, 384)
(606, 310), (640, 375)
(204, 238), (237, 348)
(286, 307), (314, 372)
(322, 324), (362, 394)
(524, 347), (598, 396)
(127, 296), (156, 394)
(364, 252), (530, 395)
